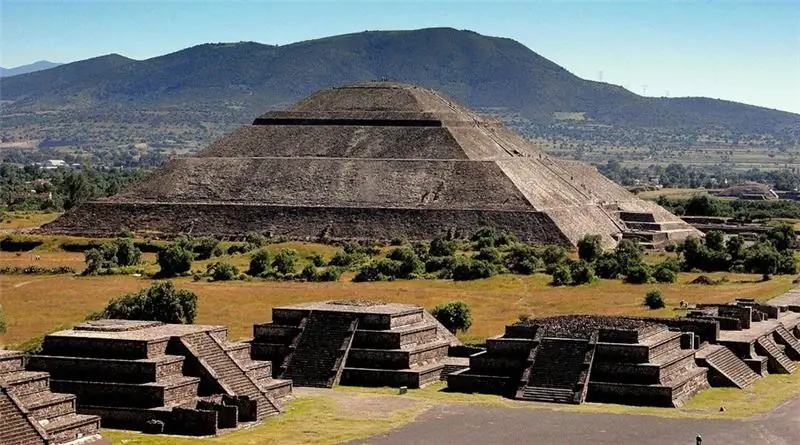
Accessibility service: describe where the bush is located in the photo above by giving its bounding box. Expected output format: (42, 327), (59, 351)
(505, 244), (541, 275)
(248, 249), (271, 277)
(309, 253), (326, 267)
(551, 264), (572, 286)
(577, 234), (603, 263)
(615, 239), (643, 273)
(156, 242), (194, 277)
(193, 236), (220, 260)
(272, 249), (299, 276)
(83, 237), (142, 275)
(569, 260), (597, 285)
(389, 236), (408, 246)
(450, 257), (496, 281)
(624, 263), (652, 284)
(595, 253), (621, 279)
(705, 231), (725, 252)
(429, 237), (458, 257)
(431, 301), (472, 334)
(207, 262), (239, 281)
(471, 228), (516, 249)
(652, 266), (678, 284)
(386, 247), (424, 279)
(541, 245), (570, 270)
(328, 250), (369, 270)
(245, 232), (269, 249)
(744, 243), (780, 280)
(474, 247), (503, 265)
(317, 267), (342, 282)
(353, 263), (388, 282)
(94, 281), (197, 324)
(425, 256), (456, 274)
(778, 253), (798, 275)
(0, 266), (76, 275)
(644, 290), (666, 309)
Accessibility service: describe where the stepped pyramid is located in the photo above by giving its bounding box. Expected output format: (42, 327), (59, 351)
(43, 82), (700, 247)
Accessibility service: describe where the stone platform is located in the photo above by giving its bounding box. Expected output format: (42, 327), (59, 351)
(251, 300), (464, 389)
(0, 349), (103, 445)
(25, 320), (291, 436)
(447, 315), (710, 407)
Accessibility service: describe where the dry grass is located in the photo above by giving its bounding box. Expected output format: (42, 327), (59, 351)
(636, 188), (709, 200)
(1, 211), (61, 230)
(0, 270), (793, 346)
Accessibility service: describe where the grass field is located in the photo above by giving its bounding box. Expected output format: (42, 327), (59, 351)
(1, 211), (61, 230)
(1, 266), (793, 347)
(635, 188), (710, 200)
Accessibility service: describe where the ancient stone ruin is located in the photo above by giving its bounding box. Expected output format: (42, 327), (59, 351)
(251, 300), (467, 388)
(1, 349), (102, 445)
(42, 82), (699, 248)
(24, 320), (291, 436)
(448, 304), (800, 407)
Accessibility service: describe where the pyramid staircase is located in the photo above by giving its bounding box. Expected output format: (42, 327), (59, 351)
(756, 337), (797, 374)
(279, 311), (358, 388)
(0, 350), (101, 445)
(180, 331), (282, 419)
(516, 338), (595, 404)
(773, 325), (800, 360)
(695, 344), (761, 389)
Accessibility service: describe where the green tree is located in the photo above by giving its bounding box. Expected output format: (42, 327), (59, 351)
(614, 239), (643, 273)
(193, 236), (220, 260)
(61, 171), (94, 210)
(685, 194), (719, 216)
(644, 289), (666, 309)
(157, 242), (194, 277)
(595, 252), (621, 279)
(745, 243), (780, 280)
(705, 231), (725, 252)
(247, 249), (271, 277)
(569, 260), (597, 285)
(766, 224), (797, 253)
(207, 262), (239, 281)
(624, 263), (652, 284)
(577, 234), (603, 263)
(93, 281), (197, 324)
(386, 247), (424, 278)
(450, 257), (496, 281)
(272, 249), (299, 275)
(431, 301), (473, 334)
(429, 237), (458, 257)
(551, 264), (573, 286)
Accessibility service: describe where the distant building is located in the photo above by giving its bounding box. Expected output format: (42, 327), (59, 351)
(39, 159), (69, 169)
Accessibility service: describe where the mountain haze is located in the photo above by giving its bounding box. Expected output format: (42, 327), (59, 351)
(0, 60), (63, 77)
(1, 28), (797, 157)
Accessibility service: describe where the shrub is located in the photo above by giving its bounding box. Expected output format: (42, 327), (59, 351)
(193, 236), (220, 260)
(615, 239), (644, 273)
(705, 231), (725, 252)
(505, 244), (541, 275)
(569, 260), (597, 285)
(778, 253), (798, 275)
(577, 234), (603, 263)
(429, 237), (458, 257)
(450, 257), (496, 281)
(386, 247), (424, 279)
(114, 237), (142, 267)
(309, 253), (326, 267)
(390, 236), (408, 246)
(644, 290), (666, 309)
(541, 245), (570, 269)
(207, 262), (239, 281)
(272, 249), (299, 276)
(474, 247), (503, 265)
(227, 243), (250, 255)
(245, 232), (269, 249)
(353, 263), (388, 282)
(624, 263), (652, 284)
(83, 237), (142, 275)
(595, 253), (621, 279)
(156, 242), (194, 277)
(317, 267), (342, 282)
(425, 256), (456, 274)
(766, 223), (797, 253)
(744, 243), (780, 280)
(431, 301), (472, 334)
(652, 266), (678, 284)
(471, 228), (516, 249)
(551, 264), (572, 286)
(248, 249), (271, 277)
(329, 250), (369, 269)
(94, 281), (197, 324)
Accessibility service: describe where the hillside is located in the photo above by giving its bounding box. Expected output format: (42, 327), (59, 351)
(0, 60), (62, 77)
(1, 28), (797, 166)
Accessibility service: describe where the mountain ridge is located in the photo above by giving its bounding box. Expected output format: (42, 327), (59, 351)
(0, 60), (63, 77)
(1, 28), (797, 147)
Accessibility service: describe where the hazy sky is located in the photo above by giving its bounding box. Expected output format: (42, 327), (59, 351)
(2, 0), (799, 113)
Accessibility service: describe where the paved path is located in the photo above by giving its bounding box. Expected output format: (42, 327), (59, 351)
(343, 396), (800, 445)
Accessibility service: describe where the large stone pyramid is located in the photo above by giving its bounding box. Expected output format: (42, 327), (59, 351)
(43, 83), (700, 247)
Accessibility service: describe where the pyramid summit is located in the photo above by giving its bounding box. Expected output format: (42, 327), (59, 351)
(43, 82), (700, 247)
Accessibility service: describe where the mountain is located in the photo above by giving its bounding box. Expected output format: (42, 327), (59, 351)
(0, 60), (63, 77)
(1, 28), (797, 155)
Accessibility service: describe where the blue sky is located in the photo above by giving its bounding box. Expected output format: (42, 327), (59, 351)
(2, 0), (798, 113)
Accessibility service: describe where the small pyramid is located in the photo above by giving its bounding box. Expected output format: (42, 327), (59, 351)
(43, 82), (699, 247)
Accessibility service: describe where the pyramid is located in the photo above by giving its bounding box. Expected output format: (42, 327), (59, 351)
(43, 82), (700, 248)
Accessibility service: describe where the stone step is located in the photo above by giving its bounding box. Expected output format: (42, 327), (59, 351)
(0, 350), (25, 374)
(2, 371), (50, 396)
(774, 325), (800, 360)
(698, 345), (760, 389)
(0, 387), (48, 445)
(281, 311), (357, 388)
(18, 391), (76, 421)
(41, 413), (101, 445)
(756, 337), (797, 374)
(520, 386), (576, 404)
